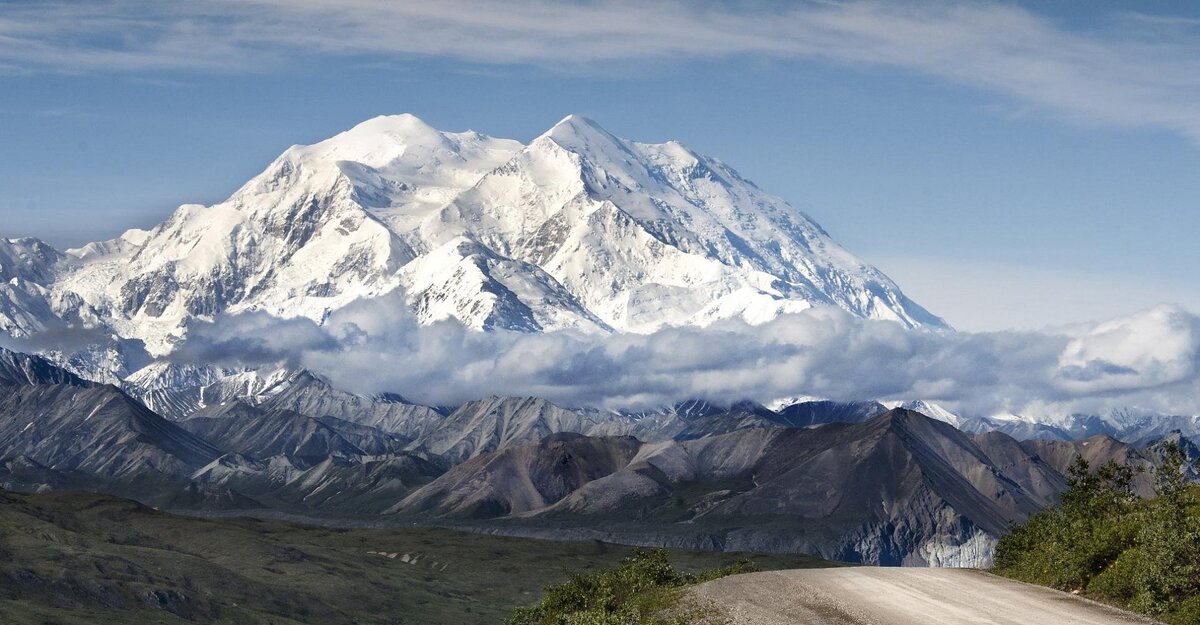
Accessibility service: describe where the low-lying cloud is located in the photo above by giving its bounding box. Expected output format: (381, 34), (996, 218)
(172, 293), (1200, 417)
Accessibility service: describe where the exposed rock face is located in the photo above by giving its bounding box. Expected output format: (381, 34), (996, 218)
(397, 432), (643, 518)
(180, 402), (388, 466)
(771, 399), (888, 428)
(122, 365), (449, 444)
(0, 349), (442, 512)
(410, 396), (643, 464)
(392, 409), (1156, 567)
(0, 352), (216, 486)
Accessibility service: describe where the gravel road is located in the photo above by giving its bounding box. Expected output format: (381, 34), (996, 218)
(690, 568), (1158, 625)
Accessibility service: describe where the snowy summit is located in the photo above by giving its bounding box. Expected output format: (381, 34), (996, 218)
(0, 113), (944, 357)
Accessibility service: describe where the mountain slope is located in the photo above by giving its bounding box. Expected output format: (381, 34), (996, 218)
(0, 343), (1181, 566)
(774, 399), (888, 428)
(179, 402), (375, 466)
(425, 115), (943, 332)
(0, 347), (443, 513)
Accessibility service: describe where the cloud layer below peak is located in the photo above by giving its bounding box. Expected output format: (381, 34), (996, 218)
(169, 294), (1200, 418)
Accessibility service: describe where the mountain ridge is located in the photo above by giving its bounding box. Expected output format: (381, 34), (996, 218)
(0, 346), (1190, 568)
(390, 408), (1161, 566)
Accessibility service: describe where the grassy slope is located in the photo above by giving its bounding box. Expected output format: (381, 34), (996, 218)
(0, 490), (831, 625)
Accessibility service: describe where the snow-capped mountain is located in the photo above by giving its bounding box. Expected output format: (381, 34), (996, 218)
(0, 238), (68, 338)
(1, 113), (943, 360)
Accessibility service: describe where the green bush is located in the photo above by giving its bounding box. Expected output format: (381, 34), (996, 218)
(1171, 596), (1200, 625)
(1087, 546), (1146, 602)
(994, 442), (1200, 624)
(507, 549), (752, 625)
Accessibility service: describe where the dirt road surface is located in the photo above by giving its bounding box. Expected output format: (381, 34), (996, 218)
(690, 568), (1157, 625)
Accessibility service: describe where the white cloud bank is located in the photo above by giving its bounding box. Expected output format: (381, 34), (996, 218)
(5, 2), (1200, 143)
(170, 295), (1200, 417)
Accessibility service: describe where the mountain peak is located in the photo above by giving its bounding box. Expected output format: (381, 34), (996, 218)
(541, 113), (621, 149)
(349, 113), (438, 136)
(551, 113), (599, 128)
(872, 408), (971, 443)
(289, 113), (454, 168)
(896, 400), (962, 426)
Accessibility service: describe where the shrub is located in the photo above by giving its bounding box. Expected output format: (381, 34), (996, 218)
(994, 444), (1200, 624)
(1087, 546), (1146, 602)
(1170, 596), (1200, 625)
(507, 549), (752, 625)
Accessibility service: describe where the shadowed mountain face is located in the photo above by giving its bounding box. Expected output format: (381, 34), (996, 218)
(773, 400), (888, 427)
(0, 384), (222, 476)
(0, 348), (90, 387)
(403, 396), (892, 462)
(392, 409), (1158, 566)
(0, 348), (221, 484)
(397, 433), (643, 518)
(412, 396), (652, 464)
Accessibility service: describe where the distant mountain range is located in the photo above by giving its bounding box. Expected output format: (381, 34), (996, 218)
(1, 346), (1193, 567)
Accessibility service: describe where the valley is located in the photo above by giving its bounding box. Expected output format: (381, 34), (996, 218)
(0, 489), (828, 625)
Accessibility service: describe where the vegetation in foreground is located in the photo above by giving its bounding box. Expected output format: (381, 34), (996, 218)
(0, 489), (830, 625)
(507, 549), (749, 625)
(994, 442), (1200, 624)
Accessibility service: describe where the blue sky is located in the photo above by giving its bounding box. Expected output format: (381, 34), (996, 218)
(1, 0), (1198, 331)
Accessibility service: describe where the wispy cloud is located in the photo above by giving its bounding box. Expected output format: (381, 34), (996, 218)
(34, 107), (97, 119)
(5, 2), (1200, 142)
(123, 76), (196, 88)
